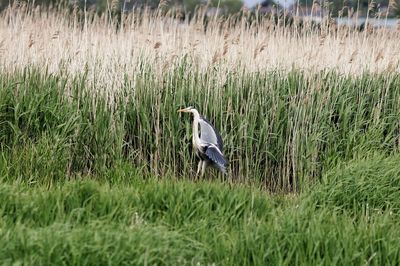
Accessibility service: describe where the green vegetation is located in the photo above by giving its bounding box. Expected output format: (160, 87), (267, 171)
(3, 0), (245, 15)
(1, 155), (400, 264)
(1, 62), (400, 264)
(1, 1), (399, 263)
(1, 68), (399, 190)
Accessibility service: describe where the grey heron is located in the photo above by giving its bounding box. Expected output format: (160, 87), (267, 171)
(177, 106), (228, 177)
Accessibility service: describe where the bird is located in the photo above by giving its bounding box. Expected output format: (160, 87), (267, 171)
(177, 106), (228, 177)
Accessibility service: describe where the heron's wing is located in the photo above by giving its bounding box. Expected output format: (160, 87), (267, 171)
(199, 116), (224, 150)
(204, 145), (228, 173)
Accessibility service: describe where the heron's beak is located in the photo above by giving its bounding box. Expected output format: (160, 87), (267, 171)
(177, 108), (189, 113)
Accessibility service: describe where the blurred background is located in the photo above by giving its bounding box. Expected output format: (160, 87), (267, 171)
(0, 0), (399, 20)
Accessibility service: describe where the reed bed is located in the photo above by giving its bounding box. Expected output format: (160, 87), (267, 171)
(1, 5), (400, 264)
(0, 68), (399, 191)
(0, 6), (399, 191)
(1, 5), (400, 90)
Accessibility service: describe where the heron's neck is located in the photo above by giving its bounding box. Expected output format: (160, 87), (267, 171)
(191, 110), (201, 144)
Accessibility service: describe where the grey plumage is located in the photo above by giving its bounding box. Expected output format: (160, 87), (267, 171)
(199, 116), (224, 150)
(204, 145), (227, 173)
(177, 106), (228, 177)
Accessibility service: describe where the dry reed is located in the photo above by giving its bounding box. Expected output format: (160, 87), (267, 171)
(0, 5), (399, 93)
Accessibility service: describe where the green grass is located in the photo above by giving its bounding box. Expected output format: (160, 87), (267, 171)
(1, 156), (400, 265)
(0, 68), (399, 190)
(1, 68), (400, 264)
(311, 154), (400, 215)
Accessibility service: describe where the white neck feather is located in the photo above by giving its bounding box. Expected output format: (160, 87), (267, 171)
(191, 109), (201, 144)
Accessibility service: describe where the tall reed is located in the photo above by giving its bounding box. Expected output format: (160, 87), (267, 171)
(1, 68), (399, 191)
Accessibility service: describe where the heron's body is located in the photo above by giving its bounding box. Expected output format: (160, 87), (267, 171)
(178, 107), (228, 177)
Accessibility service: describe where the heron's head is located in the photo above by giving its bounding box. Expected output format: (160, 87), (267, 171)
(177, 106), (195, 113)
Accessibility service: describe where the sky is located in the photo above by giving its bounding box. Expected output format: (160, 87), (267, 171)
(244, 0), (261, 7)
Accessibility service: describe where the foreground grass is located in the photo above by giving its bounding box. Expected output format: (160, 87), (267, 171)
(1, 154), (400, 265)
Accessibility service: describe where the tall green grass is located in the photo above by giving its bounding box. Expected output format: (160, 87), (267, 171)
(1, 155), (400, 265)
(0, 67), (399, 190)
(310, 154), (400, 215)
(1, 67), (400, 264)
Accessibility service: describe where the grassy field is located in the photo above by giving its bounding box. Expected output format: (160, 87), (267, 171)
(1, 4), (400, 265)
(1, 156), (400, 264)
